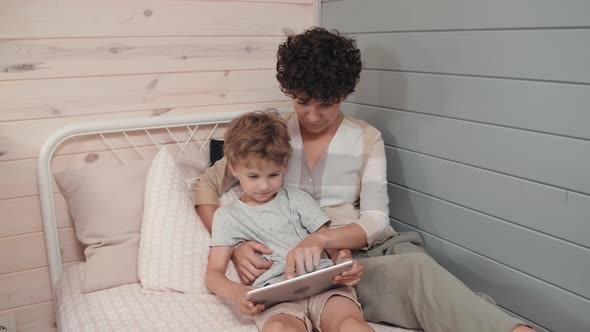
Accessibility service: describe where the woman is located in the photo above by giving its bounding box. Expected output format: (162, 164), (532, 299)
(193, 27), (534, 332)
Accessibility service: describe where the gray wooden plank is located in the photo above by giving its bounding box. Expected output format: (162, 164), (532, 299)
(350, 70), (590, 140)
(323, 0), (590, 32)
(497, 307), (549, 332)
(342, 103), (590, 195)
(353, 30), (590, 84)
(385, 146), (590, 248)
(392, 220), (590, 331)
(388, 183), (590, 299)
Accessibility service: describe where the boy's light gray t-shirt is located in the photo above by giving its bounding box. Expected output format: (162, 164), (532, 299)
(211, 187), (333, 287)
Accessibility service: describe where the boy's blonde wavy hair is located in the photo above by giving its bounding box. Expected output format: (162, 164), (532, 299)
(223, 110), (292, 168)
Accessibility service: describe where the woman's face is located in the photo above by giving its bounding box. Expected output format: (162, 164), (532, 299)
(292, 98), (343, 135)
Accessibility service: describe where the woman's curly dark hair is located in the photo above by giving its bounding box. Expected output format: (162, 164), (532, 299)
(276, 27), (362, 104)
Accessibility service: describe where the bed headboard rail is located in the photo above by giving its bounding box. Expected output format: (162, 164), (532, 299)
(37, 112), (244, 291)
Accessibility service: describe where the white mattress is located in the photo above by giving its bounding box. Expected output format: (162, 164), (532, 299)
(56, 263), (415, 331)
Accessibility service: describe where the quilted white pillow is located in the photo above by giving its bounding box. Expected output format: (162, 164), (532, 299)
(138, 147), (210, 293)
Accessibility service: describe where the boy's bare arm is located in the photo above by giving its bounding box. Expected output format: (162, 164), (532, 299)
(206, 246), (248, 300)
(206, 246), (265, 316)
(194, 158), (271, 283)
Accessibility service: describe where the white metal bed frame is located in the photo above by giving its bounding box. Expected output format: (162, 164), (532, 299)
(37, 111), (246, 292)
(37, 110), (418, 332)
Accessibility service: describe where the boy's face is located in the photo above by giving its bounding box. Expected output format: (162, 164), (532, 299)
(292, 98), (343, 135)
(230, 157), (285, 205)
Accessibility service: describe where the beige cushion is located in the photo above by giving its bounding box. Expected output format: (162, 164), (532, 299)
(55, 152), (208, 293)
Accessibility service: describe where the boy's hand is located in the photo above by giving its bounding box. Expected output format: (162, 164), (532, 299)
(237, 287), (265, 316)
(232, 241), (273, 284)
(333, 249), (353, 264)
(332, 250), (363, 286)
(285, 233), (326, 279)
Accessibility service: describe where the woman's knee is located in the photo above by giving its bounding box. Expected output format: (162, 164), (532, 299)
(407, 252), (436, 273)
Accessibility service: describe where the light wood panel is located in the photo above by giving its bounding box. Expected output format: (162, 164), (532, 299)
(0, 228), (83, 275)
(0, 145), (185, 200)
(0, 302), (55, 330)
(322, 0), (590, 32)
(0, 159), (37, 200)
(389, 183), (590, 299)
(343, 103), (590, 195)
(7, 103), (295, 160)
(0, 267), (53, 311)
(0, 0), (314, 326)
(0, 144), (199, 201)
(0, 194), (71, 238)
(354, 30), (590, 83)
(351, 70), (590, 140)
(17, 327), (57, 332)
(0, 262), (77, 312)
(0, 36), (282, 80)
(19, 327), (57, 332)
(0, 69), (284, 122)
(392, 220), (590, 331)
(0, 101), (291, 200)
(221, 0), (312, 3)
(0, 100), (291, 162)
(384, 146), (590, 248)
(1, 112), (224, 162)
(0, 1), (314, 38)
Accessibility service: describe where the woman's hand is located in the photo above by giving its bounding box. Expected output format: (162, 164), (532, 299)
(332, 250), (363, 286)
(237, 286), (265, 316)
(231, 241), (273, 284)
(285, 233), (326, 279)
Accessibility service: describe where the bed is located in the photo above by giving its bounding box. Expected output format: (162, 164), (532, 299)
(37, 111), (416, 331)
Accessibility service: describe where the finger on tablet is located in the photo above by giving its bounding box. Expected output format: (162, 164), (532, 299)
(312, 249), (321, 268)
(304, 249), (315, 273)
(285, 253), (296, 279)
(295, 251), (306, 276)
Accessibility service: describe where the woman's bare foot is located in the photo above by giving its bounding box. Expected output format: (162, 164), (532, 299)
(513, 325), (536, 332)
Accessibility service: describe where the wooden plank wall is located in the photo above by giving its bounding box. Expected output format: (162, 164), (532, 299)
(323, 1), (590, 331)
(0, 1), (316, 330)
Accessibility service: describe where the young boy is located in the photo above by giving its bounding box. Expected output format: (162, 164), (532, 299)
(205, 111), (374, 332)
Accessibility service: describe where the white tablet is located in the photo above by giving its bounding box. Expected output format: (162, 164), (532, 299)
(246, 260), (354, 308)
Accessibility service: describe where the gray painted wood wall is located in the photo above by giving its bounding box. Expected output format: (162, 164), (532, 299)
(322, 1), (590, 331)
